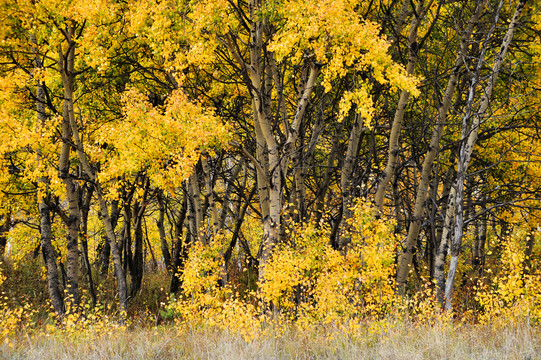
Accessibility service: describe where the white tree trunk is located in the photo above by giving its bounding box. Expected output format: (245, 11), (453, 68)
(444, 0), (525, 311)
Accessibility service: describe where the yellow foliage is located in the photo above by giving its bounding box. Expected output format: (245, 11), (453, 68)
(179, 237), (227, 300)
(261, 201), (397, 323)
(266, 0), (419, 125)
(96, 88), (230, 191)
(476, 229), (541, 326)
(165, 234), (263, 341)
(39, 300), (128, 340)
(5, 225), (41, 267)
(0, 262), (33, 346)
(164, 200), (399, 339)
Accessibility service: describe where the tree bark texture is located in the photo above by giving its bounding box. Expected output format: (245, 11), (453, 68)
(444, 0), (525, 311)
(374, 0), (432, 215)
(396, 0), (489, 291)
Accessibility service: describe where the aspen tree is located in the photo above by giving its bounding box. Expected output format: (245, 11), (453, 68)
(397, 0), (489, 293)
(444, 0), (526, 311)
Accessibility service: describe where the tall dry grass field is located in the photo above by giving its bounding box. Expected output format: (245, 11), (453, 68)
(1, 321), (539, 360)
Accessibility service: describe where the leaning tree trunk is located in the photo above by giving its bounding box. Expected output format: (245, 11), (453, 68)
(95, 186), (129, 317)
(98, 200), (119, 276)
(444, 0), (525, 311)
(434, 185), (456, 305)
(396, 0), (488, 292)
(374, 0), (432, 215)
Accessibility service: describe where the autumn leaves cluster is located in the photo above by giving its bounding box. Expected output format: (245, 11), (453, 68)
(0, 0), (540, 335)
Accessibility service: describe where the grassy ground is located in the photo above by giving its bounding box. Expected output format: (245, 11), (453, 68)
(1, 260), (540, 359)
(1, 321), (539, 359)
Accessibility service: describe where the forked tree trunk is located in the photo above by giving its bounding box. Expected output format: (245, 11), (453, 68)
(245, 2), (280, 284)
(225, 0), (322, 285)
(57, 24), (85, 313)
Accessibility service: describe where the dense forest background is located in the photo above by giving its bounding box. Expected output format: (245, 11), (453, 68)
(1, 0), (541, 340)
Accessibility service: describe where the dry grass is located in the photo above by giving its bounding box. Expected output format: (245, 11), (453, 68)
(1, 321), (539, 360)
